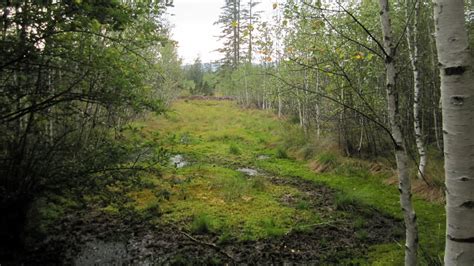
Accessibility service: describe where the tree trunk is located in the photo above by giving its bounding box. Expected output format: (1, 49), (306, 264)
(427, 19), (443, 151)
(433, 0), (474, 264)
(277, 86), (282, 117)
(379, 0), (418, 264)
(315, 69), (321, 138)
(405, 0), (427, 179)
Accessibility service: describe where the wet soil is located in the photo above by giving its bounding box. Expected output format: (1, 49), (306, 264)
(9, 171), (403, 265)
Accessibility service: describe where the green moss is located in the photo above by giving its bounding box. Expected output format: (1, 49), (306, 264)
(158, 164), (320, 240)
(101, 205), (120, 215)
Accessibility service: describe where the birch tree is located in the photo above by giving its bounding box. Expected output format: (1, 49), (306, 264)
(433, 0), (474, 264)
(405, 0), (427, 179)
(379, 0), (418, 264)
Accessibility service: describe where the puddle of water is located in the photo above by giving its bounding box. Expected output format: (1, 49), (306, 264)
(237, 168), (258, 176)
(170, 154), (187, 168)
(74, 241), (129, 265)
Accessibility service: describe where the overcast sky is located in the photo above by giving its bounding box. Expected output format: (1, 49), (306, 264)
(167, 0), (275, 64)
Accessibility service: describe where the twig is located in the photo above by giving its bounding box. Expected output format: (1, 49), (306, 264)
(179, 230), (236, 262)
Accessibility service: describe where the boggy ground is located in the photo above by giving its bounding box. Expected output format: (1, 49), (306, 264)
(19, 169), (402, 265)
(7, 99), (444, 265)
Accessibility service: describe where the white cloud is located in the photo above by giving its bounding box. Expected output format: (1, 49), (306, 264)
(167, 0), (276, 64)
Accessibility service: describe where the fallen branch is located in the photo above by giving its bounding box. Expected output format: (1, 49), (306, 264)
(179, 230), (236, 262)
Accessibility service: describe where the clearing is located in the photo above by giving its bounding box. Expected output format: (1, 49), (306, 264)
(20, 99), (444, 265)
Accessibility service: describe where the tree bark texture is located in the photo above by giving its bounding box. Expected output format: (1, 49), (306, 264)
(379, 0), (419, 265)
(406, 0), (427, 179)
(433, 0), (474, 264)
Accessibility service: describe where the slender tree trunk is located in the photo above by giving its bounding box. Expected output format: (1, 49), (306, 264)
(433, 0), (474, 264)
(233, 0), (239, 67)
(406, 0), (427, 179)
(427, 19), (443, 151)
(248, 0), (253, 64)
(379, 0), (418, 264)
(315, 69), (321, 138)
(277, 86), (282, 117)
(237, 0), (241, 65)
(296, 85), (303, 127)
(357, 118), (364, 155)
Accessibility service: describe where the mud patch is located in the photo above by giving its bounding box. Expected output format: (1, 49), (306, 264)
(237, 167), (259, 176)
(257, 155), (271, 160)
(74, 241), (129, 265)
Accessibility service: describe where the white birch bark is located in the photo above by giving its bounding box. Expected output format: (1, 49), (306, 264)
(315, 68), (321, 138)
(379, 0), (418, 264)
(405, 0), (427, 179)
(433, 0), (474, 264)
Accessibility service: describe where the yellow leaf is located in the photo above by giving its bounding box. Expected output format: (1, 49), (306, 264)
(353, 52), (364, 60)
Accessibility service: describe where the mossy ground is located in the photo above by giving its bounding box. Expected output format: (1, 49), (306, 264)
(142, 99), (444, 264)
(28, 99), (444, 264)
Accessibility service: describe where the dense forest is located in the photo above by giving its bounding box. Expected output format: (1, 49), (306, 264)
(1, 0), (473, 265)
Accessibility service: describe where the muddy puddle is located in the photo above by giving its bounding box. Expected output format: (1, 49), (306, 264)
(170, 154), (188, 168)
(237, 167), (259, 176)
(74, 241), (130, 265)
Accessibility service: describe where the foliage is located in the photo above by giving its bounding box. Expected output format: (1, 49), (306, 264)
(0, 0), (179, 246)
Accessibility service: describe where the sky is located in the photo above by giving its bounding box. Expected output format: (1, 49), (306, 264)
(167, 0), (275, 64)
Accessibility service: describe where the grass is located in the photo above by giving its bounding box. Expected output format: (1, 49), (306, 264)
(228, 143), (241, 155)
(191, 213), (215, 234)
